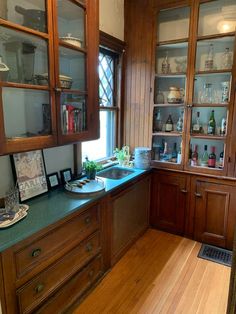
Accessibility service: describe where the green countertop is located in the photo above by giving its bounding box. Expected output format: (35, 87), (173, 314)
(0, 166), (147, 252)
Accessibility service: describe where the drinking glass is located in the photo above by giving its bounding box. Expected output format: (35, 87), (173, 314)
(5, 187), (20, 214)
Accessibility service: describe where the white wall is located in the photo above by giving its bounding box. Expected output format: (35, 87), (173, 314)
(99, 0), (124, 40)
(0, 0), (124, 198)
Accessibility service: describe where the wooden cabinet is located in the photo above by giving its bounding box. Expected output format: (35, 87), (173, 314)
(110, 174), (150, 265)
(0, 0), (99, 155)
(193, 177), (236, 249)
(150, 170), (189, 235)
(0, 202), (104, 314)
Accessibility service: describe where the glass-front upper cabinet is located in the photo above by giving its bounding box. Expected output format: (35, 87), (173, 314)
(187, 0), (236, 175)
(152, 6), (190, 169)
(0, 0), (99, 154)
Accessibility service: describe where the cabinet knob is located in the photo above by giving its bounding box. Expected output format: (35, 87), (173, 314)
(195, 192), (202, 198)
(181, 189), (188, 193)
(86, 243), (93, 253)
(85, 216), (91, 224)
(35, 283), (44, 294)
(31, 248), (42, 258)
(88, 269), (94, 278)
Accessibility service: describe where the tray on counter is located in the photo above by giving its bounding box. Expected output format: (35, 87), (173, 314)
(0, 204), (29, 228)
(65, 178), (105, 195)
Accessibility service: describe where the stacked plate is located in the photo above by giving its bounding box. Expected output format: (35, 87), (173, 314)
(134, 147), (151, 170)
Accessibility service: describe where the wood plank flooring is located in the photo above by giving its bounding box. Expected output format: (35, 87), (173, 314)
(74, 229), (230, 314)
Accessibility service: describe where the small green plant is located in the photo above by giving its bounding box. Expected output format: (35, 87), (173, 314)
(114, 148), (125, 161)
(84, 160), (102, 172)
(114, 146), (130, 166)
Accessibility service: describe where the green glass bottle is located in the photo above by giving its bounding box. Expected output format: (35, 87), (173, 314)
(207, 110), (216, 135)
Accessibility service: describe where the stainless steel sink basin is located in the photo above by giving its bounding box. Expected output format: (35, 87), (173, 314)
(97, 167), (134, 180)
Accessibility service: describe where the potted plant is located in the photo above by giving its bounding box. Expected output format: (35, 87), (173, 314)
(114, 146), (130, 166)
(84, 160), (102, 180)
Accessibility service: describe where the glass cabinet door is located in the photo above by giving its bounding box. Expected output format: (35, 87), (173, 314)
(54, 0), (98, 143)
(152, 6), (190, 169)
(186, 0), (236, 174)
(0, 0), (56, 154)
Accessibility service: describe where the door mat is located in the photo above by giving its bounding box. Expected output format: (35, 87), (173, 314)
(198, 244), (232, 267)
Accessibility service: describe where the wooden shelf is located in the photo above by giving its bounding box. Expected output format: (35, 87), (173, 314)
(189, 164), (223, 171)
(153, 132), (182, 137)
(190, 134), (226, 140)
(154, 103), (185, 107)
(157, 38), (189, 46)
(195, 70), (231, 76)
(192, 103), (229, 108)
(155, 73), (186, 78)
(0, 81), (50, 91)
(197, 32), (235, 42)
(58, 40), (87, 54)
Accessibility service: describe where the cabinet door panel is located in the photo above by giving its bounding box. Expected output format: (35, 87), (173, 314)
(194, 181), (232, 248)
(151, 171), (187, 235)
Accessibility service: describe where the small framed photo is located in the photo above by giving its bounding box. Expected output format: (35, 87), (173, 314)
(11, 150), (48, 202)
(60, 168), (73, 185)
(47, 172), (60, 190)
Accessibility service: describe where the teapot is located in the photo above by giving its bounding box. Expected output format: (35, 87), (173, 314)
(167, 86), (184, 104)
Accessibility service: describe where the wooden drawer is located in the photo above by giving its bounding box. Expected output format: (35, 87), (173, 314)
(14, 204), (99, 279)
(36, 255), (103, 314)
(17, 231), (101, 314)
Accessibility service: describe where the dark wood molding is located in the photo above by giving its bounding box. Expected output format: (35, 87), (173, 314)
(100, 31), (125, 54)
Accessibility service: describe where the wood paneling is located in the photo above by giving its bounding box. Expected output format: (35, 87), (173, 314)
(74, 229), (230, 314)
(123, 0), (155, 150)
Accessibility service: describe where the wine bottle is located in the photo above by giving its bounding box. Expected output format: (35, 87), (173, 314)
(208, 146), (216, 168)
(189, 144), (192, 160)
(192, 111), (202, 133)
(205, 43), (214, 71)
(220, 117), (226, 136)
(200, 145), (208, 167)
(207, 110), (216, 135)
(161, 51), (170, 74)
(176, 111), (183, 132)
(191, 144), (198, 166)
(177, 142), (182, 164)
(165, 114), (173, 132)
(154, 109), (162, 132)
(219, 151), (224, 169)
(171, 143), (177, 162)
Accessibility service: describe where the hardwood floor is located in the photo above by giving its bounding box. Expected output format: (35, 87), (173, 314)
(74, 229), (230, 314)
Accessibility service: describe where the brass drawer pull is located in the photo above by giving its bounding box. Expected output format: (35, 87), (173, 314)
(31, 248), (42, 258)
(35, 283), (44, 294)
(86, 243), (93, 253)
(181, 189), (188, 193)
(85, 216), (91, 225)
(195, 192), (202, 198)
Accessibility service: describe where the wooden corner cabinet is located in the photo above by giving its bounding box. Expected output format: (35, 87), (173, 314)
(152, 0), (236, 178)
(0, 0), (99, 155)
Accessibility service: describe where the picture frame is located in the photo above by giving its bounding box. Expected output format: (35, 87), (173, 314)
(11, 150), (48, 202)
(47, 172), (60, 190)
(60, 168), (73, 185)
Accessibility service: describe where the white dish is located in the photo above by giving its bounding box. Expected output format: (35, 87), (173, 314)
(65, 178), (105, 195)
(0, 204), (29, 228)
(60, 33), (82, 48)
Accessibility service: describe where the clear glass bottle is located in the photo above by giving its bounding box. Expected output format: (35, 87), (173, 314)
(219, 151), (224, 169)
(221, 48), (232, 69)
(153, 109), (163, 132)
(176, 111), (183, 132)
(200, 145), (208, 167)
(220, 117), (226, 136)
(205, 43), (214, 71)
(208, 146), (216, 168)
(221, 81), (229, 103)
(161, 141), (171, 161)
(161, 51), (170, 74)
(165, 114), (173, 132)
(203, 83), (213, 103)
(192, 111), (202, 133)
(207, 110), (216, 135)
(177, 142), (182, 164)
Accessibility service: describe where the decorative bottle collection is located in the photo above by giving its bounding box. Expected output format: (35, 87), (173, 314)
(189, 144), (224, 169)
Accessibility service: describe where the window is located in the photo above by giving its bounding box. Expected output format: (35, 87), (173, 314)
(82, 47), (121, 161)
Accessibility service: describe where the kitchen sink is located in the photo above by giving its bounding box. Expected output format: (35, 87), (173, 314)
(97, 167), (134, 180)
